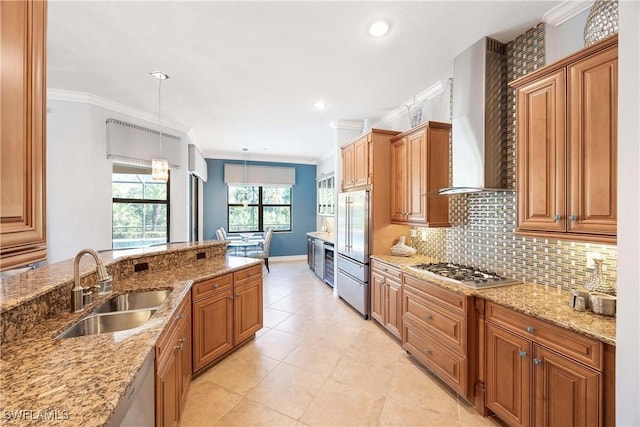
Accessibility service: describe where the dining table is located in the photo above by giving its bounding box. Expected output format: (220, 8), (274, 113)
(226, 235), (265, 256)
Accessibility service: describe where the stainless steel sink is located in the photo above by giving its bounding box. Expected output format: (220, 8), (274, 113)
(56, 310), (157, 339)
(93, 289), (171, 313)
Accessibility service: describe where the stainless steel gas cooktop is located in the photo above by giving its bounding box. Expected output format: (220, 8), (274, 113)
(408, 262), (522, 289)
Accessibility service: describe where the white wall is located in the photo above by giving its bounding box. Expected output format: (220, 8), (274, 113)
(545, 9), (590, 63)
(617, 1), (640, 424)
(46, 99), (191, 263)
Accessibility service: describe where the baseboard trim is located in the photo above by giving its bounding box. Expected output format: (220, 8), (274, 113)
(270, 255), (307, 262)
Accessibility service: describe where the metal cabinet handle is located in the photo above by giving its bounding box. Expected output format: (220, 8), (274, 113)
(229, 296), (234, 300)
(236, 293), (241, 298)
(177, 314), (184, 320)
(179, 337), (185, 344)
(424, 349), (431, 355)
(424, 314), (431, 321)
(381, 277), (386, 285)
(553, 214), (561, 222)
(519, 350), (527, 358)
(175, 342), (184, 351)
(533, 358), (543, 366)
(569, 215), (578, 222)
(526, 325), (535, 334)
(213, 283), (219, 289)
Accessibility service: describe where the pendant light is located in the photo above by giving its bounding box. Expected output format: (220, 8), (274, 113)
(242, 147), (249, 208)
(150, 71), (169, 182)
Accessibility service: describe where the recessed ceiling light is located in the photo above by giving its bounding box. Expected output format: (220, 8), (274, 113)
(149, 70), (170, 80)
(313, 100), (327, 110)
(368, 21), (389, 37)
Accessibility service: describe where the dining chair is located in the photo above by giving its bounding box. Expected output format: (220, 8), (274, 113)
(245, 228), (273, 273)
(216, 228), (225, 241)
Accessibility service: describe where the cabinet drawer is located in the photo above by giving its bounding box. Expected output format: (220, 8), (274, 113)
(192, 274), (232, 301)
(486, 302), (602, 370)
(403, 323), (468, 397)
(234, 264), (263, 285)
(403, 274), (468, 315)
(403, 288), (467, 355)
(371, 259), (402, 281)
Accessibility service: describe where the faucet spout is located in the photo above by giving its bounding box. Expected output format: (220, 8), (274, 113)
(71, 249), (112, 313)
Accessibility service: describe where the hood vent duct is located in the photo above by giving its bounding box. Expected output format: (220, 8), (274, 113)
(439, 37), (510, 195)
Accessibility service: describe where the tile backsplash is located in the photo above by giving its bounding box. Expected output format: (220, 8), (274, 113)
(410, 23), (618, 290)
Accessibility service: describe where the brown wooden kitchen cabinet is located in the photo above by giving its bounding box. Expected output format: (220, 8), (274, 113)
(485, 301), (604, 427)
(341, 134), (369, 190)
(192, 264), (263, 374)
(401, 273), (474, 397)
(370, 259), (403, 339)
(390, 122), (451, 226)
(512, 35), (617, 244)
(156, 291), (191, 427)
(0, 0), (48, 270)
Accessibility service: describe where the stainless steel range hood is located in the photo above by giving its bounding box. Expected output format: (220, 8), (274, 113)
(439, 37), (510, 195)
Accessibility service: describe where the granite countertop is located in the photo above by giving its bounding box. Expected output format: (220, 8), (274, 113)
(0, 247), (261, 426)
(306, 231), (335, 244)
(370, 254), (616, 346)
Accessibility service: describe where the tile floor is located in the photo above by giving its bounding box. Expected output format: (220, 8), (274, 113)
(181, 260), (505, 427)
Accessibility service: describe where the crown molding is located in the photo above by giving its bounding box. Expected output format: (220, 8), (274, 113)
(47, 88), (191, 133)
(373, 80), (445, 129)
(543, 0), (594, 26)
(328, 119), (363, 132)
(203, 149), (318, 165)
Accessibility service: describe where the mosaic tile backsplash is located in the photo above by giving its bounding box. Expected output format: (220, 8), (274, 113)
(410, 23), (618, 291)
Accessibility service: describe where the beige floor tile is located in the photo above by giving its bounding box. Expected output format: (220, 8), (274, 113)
(378, 395), (459, 427)
(282, 340), (344, 377)
(246, 363), (326, 419)
(330, 353), (395, 395)
(263, 307), (292, 328)
(457, 396), (507, 427)
(180, 380), (242, 426)
(267, 296), (301, 313)
(300, 378), (386, 426)
(274, 313), (331, 337)
(252, 328), (304, 361)
(200, 353), (279, 395)
(263, 292), (284, 306)
(214, 398), (298, 426)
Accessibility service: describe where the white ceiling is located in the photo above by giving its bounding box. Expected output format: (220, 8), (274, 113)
(47, 0), (564, 163)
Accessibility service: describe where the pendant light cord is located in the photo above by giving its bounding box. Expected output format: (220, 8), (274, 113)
(158, 78), (163, 156)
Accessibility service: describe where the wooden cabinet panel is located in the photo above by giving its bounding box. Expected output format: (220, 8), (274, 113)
(568, 46), (617, 236)
(192, 289), (233, 372)
(370, 259), (402, 339)
(0, 0), (47, 270)
(341, 143), (355, 189)
(403, 274), (468, 315)
(512, 35), (617, 243)
(390, 122), (451, 226)
(192, 274), (232, 301)
(533, 346), (601, 427)
(486, 323), (532, 427)
(385, 278), (402, 339)
(516, 69), (567, 233)
(233, 275), (263, 344)
(370, 270), (385, 325)
(156, 339), (179, 427)
(353, 136), (369, 187)
(403, 322), (468, 396)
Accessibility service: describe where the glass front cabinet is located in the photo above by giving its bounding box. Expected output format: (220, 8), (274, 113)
(317, 174), (335, 216)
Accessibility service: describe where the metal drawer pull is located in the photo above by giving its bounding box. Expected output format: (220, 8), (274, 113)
(179, 337), (185, 344)
(423, 314), (431, 321)
(526, 325), (535, 334)
(229, 296), (234, 300)
(177, 314), (184, 320)
(424, 349), (431, 355)
(519, 350), (527, 358)
(533, 358), (543, 366)
(213, 284), (219, 289)
(569, 215), (578, 222)
(553, 214), (561, 222)
(236, 294), (241, 298)
(175, 342), (184, 351)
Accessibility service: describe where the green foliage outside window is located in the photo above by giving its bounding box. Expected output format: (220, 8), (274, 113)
(228, 185), (291, 232)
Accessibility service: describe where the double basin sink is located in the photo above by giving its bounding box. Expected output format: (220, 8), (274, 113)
(56, 289), (171, 339)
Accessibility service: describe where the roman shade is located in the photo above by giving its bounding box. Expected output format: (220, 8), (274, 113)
(106, 118), (182, 168)
(188, 144), (208, 182)
(224, 164), (295, 186)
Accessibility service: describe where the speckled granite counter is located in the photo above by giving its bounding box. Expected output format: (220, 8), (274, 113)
(0, 242), (261, 426)
(306, 231), (335, 244)
(371, 254), (616, 346)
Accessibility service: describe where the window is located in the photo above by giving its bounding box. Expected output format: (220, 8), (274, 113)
(228, 185), (291, 232)
(112, 168), (170, 249)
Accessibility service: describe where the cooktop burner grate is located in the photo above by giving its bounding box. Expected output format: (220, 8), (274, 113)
(408, 262), (521, 289)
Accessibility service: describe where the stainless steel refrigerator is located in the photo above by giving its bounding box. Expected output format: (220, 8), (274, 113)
(336, 190), (369, 318)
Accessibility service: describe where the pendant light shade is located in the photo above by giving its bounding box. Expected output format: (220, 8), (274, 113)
(151, 71), (170, 182)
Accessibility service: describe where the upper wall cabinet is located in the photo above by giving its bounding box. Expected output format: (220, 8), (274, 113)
(317, 174), (335, 216)
(340, 129), (400, 191)
(0, 0), (48, 270)
(511, 35), (617, 244)
(390, 122), (451, 226)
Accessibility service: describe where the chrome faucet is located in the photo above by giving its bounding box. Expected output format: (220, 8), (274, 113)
(71, 249), (113, 313)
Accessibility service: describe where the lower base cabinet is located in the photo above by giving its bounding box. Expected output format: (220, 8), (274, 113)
(155, 291), (191, 427)
(370, 259), (403, 339)
(192, 264), (263, 374)
(485, 302), (603, 427)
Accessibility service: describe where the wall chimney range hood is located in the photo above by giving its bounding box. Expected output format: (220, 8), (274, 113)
(439, 37), (510, 195)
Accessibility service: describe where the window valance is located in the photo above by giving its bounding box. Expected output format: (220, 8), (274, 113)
(224, 164), (295, 186)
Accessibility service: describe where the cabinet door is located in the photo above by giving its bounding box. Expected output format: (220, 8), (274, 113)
(568, 46), (617, 236)
(533, 346), (601, 427)
(341, 144), (355, 189)
(178, 301), (192, 409)
(516, 69), (567, 233)
(234, 278), (263, 344)
(486, 323), (532, 427)
(370, 271), (385, 325)
(353, 135), (369, 187)
(390, 138), (408, 222)
(406, 130), (427, 222)
(384, 278), (402, 339)
(0, 0), (47, 270)
(192, 289), (234, 372)
(156, 330), (179, 427)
